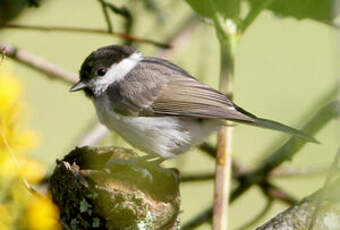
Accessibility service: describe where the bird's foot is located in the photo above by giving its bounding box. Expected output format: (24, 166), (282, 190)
(105, 155), (164, 169)
(105, 155), (165, 187)
(130, 155), (164, 167)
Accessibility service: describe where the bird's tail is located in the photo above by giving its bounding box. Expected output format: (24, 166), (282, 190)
(250, 117), (319, 143)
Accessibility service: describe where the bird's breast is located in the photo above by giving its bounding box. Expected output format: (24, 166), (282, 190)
(93, 95), (223, 158)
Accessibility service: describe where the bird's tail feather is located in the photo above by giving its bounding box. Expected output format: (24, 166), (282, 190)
(249, 118), (319, 143)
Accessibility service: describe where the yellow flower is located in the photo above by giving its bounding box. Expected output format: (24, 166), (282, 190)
(25, 196), (60, 230)
(0, 204), (11, 230)
(0, 154), (17, 180)
(14, 130), (38, 152)
(0, 62), (60, 229)
(0, 64), (22, 112)
(21, 158), (46, 184)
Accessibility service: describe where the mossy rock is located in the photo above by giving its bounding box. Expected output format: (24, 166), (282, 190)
(50, 146), (180, 230)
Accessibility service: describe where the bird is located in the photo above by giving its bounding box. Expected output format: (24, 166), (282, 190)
(70, 45), (318, 160)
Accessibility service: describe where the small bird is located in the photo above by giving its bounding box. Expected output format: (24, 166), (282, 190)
(70, 45), (317, 159)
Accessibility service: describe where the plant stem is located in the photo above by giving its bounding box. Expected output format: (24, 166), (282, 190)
(208, 1), (239, 229)
(215, 39), (237, 230)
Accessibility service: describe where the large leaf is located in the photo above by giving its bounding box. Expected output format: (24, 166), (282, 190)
(248, 0), (337, 24)
(185, 0), (240, 20)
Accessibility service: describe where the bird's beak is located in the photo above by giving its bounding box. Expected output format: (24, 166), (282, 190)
(70, 81), (88, 92)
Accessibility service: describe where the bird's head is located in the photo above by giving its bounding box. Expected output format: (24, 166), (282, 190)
(70, 45), (142, 98)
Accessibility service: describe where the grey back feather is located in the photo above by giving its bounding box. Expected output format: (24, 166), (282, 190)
(106, 57), (255, 122)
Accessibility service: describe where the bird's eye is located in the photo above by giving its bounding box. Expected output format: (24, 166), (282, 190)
(96, 68), (107, 76)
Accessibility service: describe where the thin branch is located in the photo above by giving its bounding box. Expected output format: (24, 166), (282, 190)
(200, 142), (327, 178)
(1, 24), (171, 49)
(213, 48), (233, 230)
(207, 0), (239, 228)
(181, 172), (214, 182)
(199, 142), (250, 176)
(0, 40), (77, 84)
(199, 142), (217, 158)
(182, 206), (213, 230)
(98, 0), (113, 33)
(104, 2), (133, 34)
(105, 2), (133, 45)
(271, 166), (327, 178)
(105, 3), (132, 22)
(262, 182), (297, 206)
(180, 165), (326, 183)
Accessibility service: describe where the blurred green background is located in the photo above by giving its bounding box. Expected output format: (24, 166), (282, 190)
(1, 0), (338, 229)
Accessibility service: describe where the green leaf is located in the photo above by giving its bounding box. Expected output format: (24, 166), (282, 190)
(185, 0), (240, 20)
(248, 0), (337, 24)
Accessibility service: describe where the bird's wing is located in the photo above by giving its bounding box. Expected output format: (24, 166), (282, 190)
(107, 57), (255, 122)
(149, 75), (255, 121)
(106, 57), (318, 143)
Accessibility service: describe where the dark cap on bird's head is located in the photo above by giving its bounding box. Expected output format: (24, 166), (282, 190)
(79, 45), (136, 81)
(70, 45), (137, 96)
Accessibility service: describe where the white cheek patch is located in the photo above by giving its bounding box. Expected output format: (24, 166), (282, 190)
(92, 52), (143, 95)
(107, 52), (143, 82)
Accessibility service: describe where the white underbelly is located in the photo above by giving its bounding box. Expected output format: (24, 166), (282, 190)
(94, 97), (223, 158)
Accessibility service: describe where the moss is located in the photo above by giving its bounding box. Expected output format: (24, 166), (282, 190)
(50, 146), (181, 230)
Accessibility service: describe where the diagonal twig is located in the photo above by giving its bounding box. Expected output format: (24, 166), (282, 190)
(271, 166), (327, 178)
(182, 206), (213, 230)
(104, 2), (133, 35)
(261, 181), (298, 206)
(98, 0), (113, 33)
(0, 40), (77, 84)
